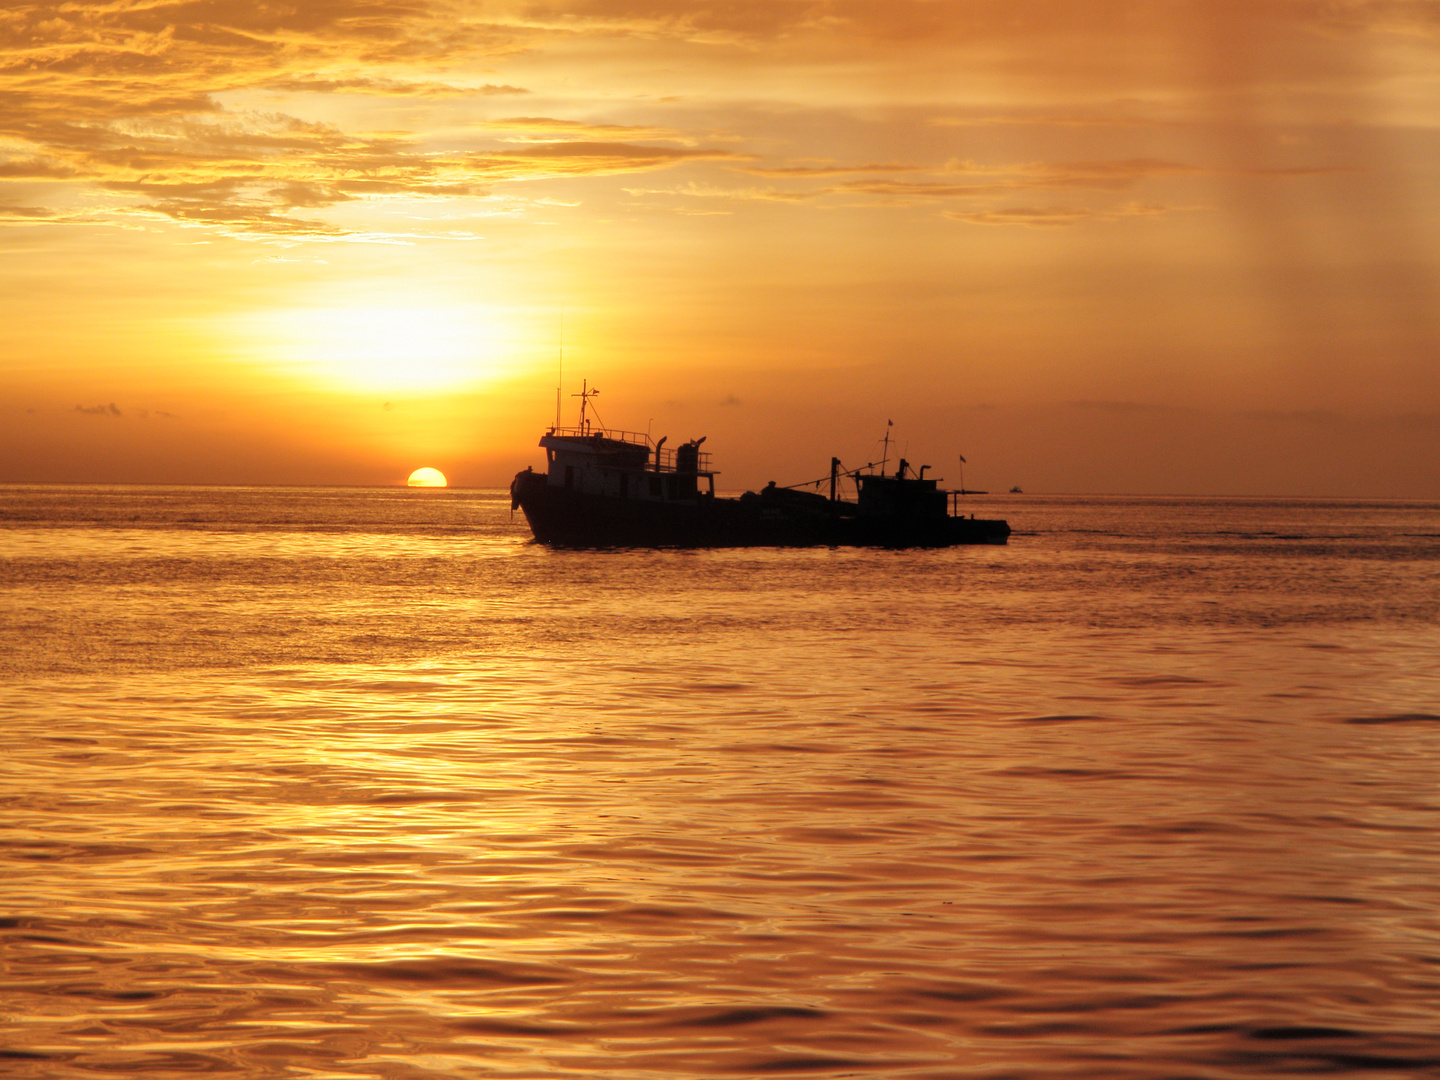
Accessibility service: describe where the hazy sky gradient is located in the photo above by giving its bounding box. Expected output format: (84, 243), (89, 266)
(4, 1), (1439, 494)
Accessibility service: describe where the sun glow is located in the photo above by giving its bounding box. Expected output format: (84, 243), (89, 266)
(250, 303), (517, 393)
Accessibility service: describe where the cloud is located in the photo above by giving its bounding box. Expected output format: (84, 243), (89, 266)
(929, 111), (1162, 130)
(738, 162), (921, 178)
(470, 141), (743, 178)
(634, 158), (1232, 209)
(826, 157), (1337, 208)
(1067, 399), (1198, 415)
(0, 2), (749, 239)
(0, 0), (1420, 241)
(945, 206), (1104, 228)
(478, 117), (693, 142)
(1017, 159), (1206, 189)
(622, 181), (825, 203)
(945, 202), (1175, 227)
(2, 95), (736, 238)
(0, 156), (79, 179)
(259, 76), (528, 97)
(0, 3), (520, 92)
(1011, 159), (1344, 187)
(839, 179), (1009, 199)
(634, 150), (1315, 223)
(0, 200), (62, 222)
(76, 402), (122, 417)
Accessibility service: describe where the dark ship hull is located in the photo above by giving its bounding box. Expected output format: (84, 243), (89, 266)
(511, 456), (1010, 550)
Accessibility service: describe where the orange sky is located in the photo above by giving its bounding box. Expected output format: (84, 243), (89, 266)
(3, 1), (1439, 495)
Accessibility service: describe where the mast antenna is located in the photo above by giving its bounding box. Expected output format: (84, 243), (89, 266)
(572, 379), (599, 434)
(555, 306), (564, 430)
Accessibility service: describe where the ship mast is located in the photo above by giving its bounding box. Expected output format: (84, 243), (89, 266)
(572, 379), (599, 434)
(555, 307), (563, 430)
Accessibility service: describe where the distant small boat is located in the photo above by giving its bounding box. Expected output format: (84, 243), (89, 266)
(1010, 485), (1024, 494)
(510, 384), (1010, 548)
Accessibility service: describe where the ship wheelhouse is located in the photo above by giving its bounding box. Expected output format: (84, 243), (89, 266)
(855, 458), (948, 520)
(539, 427), (715, 504)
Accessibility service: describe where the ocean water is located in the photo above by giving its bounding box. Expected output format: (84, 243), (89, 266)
(3, 485), (1440, 1079)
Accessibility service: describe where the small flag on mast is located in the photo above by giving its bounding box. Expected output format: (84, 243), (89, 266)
(958, 454), (967, 463)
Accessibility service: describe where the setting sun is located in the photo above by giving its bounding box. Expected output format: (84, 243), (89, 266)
(407, 467), (447, 487)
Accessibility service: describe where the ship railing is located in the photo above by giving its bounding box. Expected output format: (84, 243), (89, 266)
(545, 425), (713, 473)
(649, 445), (715, 474)
(548, 424), (654, 446)
(949, 491), (987, 516)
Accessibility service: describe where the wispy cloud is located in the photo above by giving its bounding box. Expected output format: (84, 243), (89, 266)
(738, 162), (921, 178)
(929, 111), (1162, 130)
(944, 203), (1174, 227)
(469, 142), (744, 178)
(478, 117), (694, 143)
(822, 157), (1336, 210)
(622, 180), (826, 203)
(0, 157), (80, 179)
(0, 2), (742, 240)
(260, 76), (527, 97)
(629, 149), (1322, 223)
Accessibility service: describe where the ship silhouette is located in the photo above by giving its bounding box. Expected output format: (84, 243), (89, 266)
(510, 383), (1009, 548)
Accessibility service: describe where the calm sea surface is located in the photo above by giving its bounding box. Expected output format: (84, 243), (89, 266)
(3, 485), (1440, 1079)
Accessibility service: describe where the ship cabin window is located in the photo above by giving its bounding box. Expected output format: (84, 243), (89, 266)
(564, 465), (575, 490)
(620, 473), (629, 499)
(649, 475), (661, 498)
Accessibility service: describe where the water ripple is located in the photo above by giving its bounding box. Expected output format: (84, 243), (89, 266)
(3, 489), (1440, 1076)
